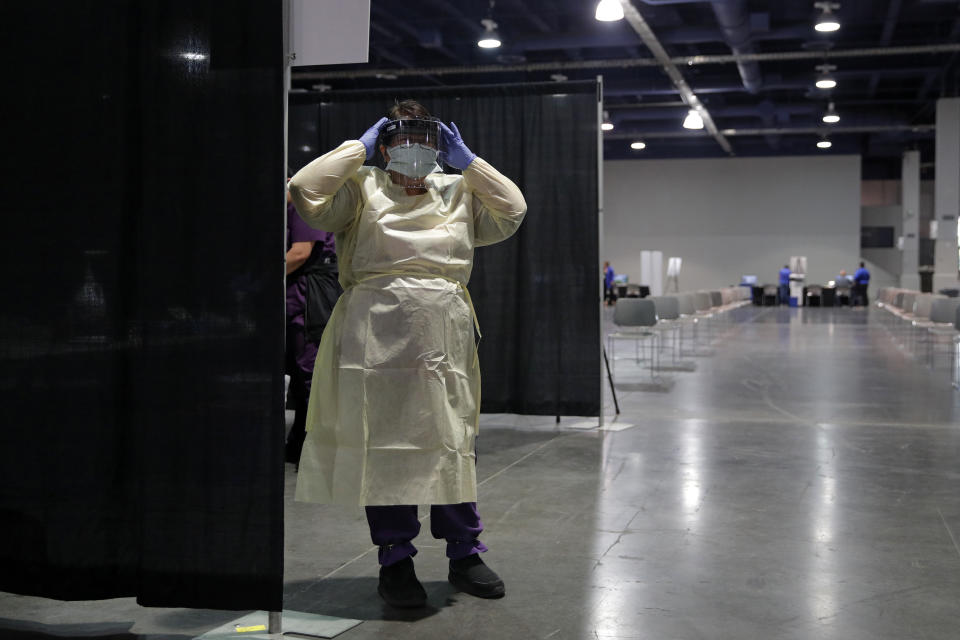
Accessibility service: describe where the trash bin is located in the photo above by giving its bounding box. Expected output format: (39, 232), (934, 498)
(821, 287), (836, 307)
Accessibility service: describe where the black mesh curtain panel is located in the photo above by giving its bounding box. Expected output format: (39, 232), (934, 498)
(0, 1), (285, 611)
(289, 81), (600, 416)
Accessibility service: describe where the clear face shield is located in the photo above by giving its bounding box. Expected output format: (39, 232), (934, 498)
(379, 118), (443, 182)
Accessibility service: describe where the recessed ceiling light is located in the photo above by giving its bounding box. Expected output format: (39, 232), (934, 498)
(630, 141), (646, 150)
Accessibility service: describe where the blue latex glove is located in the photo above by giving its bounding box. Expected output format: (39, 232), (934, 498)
(439, 122), (477, 170)
(358, 117), (388, 160)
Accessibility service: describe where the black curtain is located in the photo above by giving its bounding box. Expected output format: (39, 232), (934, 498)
(0, 1), (285, 611)
(289, 81), (600, 416)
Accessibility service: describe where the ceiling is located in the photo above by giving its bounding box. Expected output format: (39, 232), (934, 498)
(290, 0), (960, 178)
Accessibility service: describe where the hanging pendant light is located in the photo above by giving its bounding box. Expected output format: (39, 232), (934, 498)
(815, 63), (837, 90)
(814, 2), (841, 32)
(683, 109), (704, 130)
(477, 19), (501, 48)
(601, 110), (614, 131)
(477, 1), (501, 48)
(822, 102), (840, 124)
(596, 0), (624, 22)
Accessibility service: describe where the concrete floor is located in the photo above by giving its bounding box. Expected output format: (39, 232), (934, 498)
(3, 306), (960, 639)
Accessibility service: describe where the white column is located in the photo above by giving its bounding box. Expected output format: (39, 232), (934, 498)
(651, 250), (663, 296)
(933, 98), (960, 291)
(640, 250), (652, 292)
(900, 150), (920, 290)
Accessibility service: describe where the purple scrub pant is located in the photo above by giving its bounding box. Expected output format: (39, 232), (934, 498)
(285, 323), (317, 463)
(365, 502), (488, 566)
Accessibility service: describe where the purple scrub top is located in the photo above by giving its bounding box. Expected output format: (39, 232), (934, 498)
(287, 202), (336, 323)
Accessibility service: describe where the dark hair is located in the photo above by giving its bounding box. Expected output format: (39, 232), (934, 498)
(387, 99), (431, 120)
(860, 261), (865, 267)
(784, 265), (789, 269)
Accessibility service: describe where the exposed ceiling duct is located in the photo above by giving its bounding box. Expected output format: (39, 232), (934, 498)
(636, 0), (764, 93)
(617, 0), (733, 153)
(292, 43), (960, 80)
(604, 124), (937, 139)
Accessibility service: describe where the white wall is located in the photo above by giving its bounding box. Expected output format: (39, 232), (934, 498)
(604, 155), (862, 292)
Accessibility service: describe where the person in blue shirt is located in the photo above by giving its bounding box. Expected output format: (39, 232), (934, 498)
(603, 261), (616, 306)
(778, 264), (791, 305)
(852, 262), (871, 307)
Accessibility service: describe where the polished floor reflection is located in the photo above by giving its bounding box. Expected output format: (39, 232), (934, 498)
(2, 307), (959, 639)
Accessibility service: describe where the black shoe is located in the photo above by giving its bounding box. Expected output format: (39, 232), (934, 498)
(448, 554), (505, 599)
(378, 557), (427, 608)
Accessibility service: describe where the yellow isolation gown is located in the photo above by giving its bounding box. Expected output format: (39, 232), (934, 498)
(288, 140), (527, 506)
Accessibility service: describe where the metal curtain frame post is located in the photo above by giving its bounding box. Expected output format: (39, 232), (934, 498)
(597, 74), (605, 428)
(200, 3), (361, 638)
(274, 0), (292, 631)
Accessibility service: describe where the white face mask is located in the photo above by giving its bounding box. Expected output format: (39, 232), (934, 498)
(385, 143), (440, 178)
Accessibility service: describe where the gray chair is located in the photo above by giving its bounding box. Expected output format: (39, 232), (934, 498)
(677, 293), (696, 317)
(609, 298), (660, 382)
(649, 296), (679, 321)
(928, 298), (959, 325)
(692, 291), (717, 345)
(955, 304), (960, 389)
(926, 298), (960, 368)
(899, 294), (938, 355)
(710, 290), (723, 308)
(900, 292), (917, 314)
(614, 298), (657, 328)
(650, 296), (684, 365)
(694, 292), (713, 313)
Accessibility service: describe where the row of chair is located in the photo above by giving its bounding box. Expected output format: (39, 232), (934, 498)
(607, 287), (753, 385)
(875, 287), (960, 388)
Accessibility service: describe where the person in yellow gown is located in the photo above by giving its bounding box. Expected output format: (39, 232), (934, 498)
(288, 100), (526, 607)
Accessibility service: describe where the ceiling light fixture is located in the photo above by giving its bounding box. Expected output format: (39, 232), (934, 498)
(477, 18), (501, 48)
(814, 2), (841, 32)
(478, 1), (502, 48)
(630, 141), (647, 150)
(601, 110), (614, 131)
(595, 0), (624, 22)
(683, 108), (704, 130)
(822, 102), (840, 124)
(817, 138), (833, 149)
(815, 63), (837, 89)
